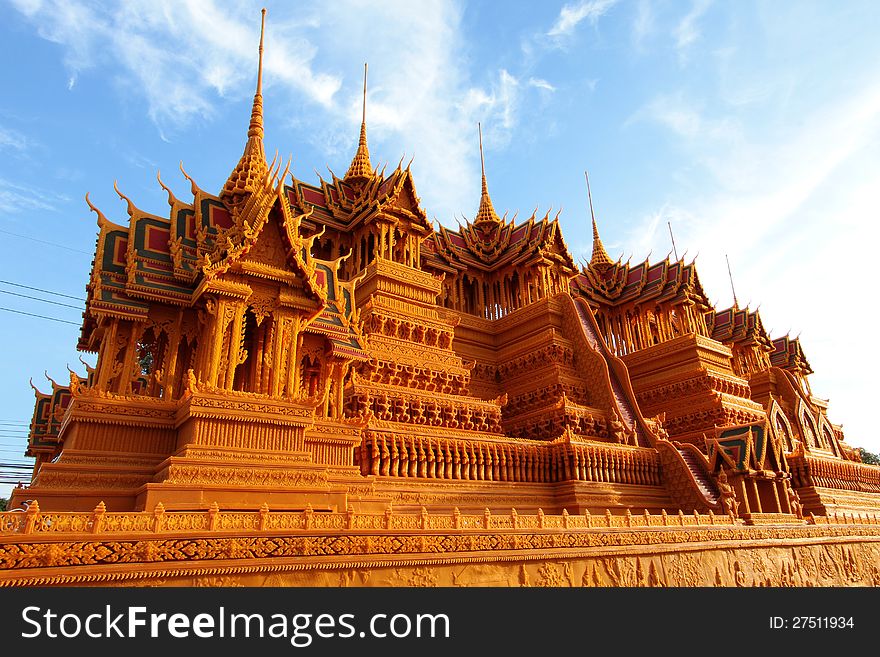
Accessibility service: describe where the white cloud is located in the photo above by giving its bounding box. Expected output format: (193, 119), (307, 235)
(0, 127), (27, 152)
(674, 0), (712, 61)
(11, 1), (543, 224)
(631, 0), (654, 50)
(627, 92), (741, 142)
(0, 178), (62, 213)
(528, 77), (556, 93)
(9, 0), (43, 16)
(12, 0), (341, 128)
(627, 77), (880, 451)
(547, 0), (618, 40)
(461, 70), (520, 134)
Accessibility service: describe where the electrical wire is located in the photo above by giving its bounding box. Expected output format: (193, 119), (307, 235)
(0, 288), (83, 310)
(0, 306), (80, 325)
(0, 279), (85, 302)
(0, 228), (91, 255)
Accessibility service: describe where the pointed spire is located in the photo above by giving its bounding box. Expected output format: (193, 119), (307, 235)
(667, 221), (679, 260)
(345, 63), (374, 182)
(248, 7), (267, 146)
(586, 171), (613, 270)
(221, 8), (269, 204)
(726, 253), (739, 309)
(474, 122), (500, 224)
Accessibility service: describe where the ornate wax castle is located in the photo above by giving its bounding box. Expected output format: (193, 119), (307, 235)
(4, 12), (880, 588)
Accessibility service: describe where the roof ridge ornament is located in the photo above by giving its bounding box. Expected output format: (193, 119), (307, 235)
(85, 192), (111, 229)
(156, 169), (180, 208)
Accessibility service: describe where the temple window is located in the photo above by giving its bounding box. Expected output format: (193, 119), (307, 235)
(301, 354), (323, 399)
(232, 310), (265, 393)
(136, 325), (168, 397)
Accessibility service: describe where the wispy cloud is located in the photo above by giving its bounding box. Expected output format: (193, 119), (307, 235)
(0, 127), (27, 152)
(631, 0), (654, 51)
(528, 77), (556, 93)
(627, 93), (741, 142)
(10, 0), (546, 225)
(627, 77), (880, 449)
(547, 0), (618, 41)
(0, 178), (65, 214)
(674, 0), (712, 61)
(461, 70), (521, 136)
(12, 0), (341, 129)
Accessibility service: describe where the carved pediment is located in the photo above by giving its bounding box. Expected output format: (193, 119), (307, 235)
(241, 213), (289, 270)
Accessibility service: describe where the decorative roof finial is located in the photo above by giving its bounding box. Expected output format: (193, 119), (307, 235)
(479, 121), (487, 195)
(362, 61), (367, 126)
(247, 7), (267, 145)
(221, 9), (269, 204)
(586, 171), (613, 270)
(726, 253), (739, 309)
(345, 63), (374, 181)
(474, 122), (500, 224)
(668, 221), (679, 260)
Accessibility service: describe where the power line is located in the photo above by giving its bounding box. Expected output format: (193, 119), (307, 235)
(0, 288), (83, 309)
(0, 228), (91, 255)
(0, 279), (85, 302)
(0, 306), (80, 325)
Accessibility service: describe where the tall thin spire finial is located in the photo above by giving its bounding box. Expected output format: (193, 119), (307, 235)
(585, 170), (613, 270)
(257, 8), (265, 95)
(474, 122), (500, 224)
(668, 221), (679, 260)
(585, 171), (598, 237)
(362, 62), (368, 126)
(726, 253), (739, 309)
(345, 62), (373, 181)
(247, 8), (267, 143)
(479, 122), (487, 194)
(221, 8), (269, 203)
(479, 123), (485, 174)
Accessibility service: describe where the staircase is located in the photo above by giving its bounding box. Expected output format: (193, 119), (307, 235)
(677, 448), (720, 505)
(572, 298), (645, 445)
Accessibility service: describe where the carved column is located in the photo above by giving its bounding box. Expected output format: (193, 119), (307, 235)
(269, 312), (287, 398)
(115, 320), (144, 394)
(204, 298), (228, 388)
(223, 302), (246, 390)
(161, 311), (184, 399)
(95, 318), (119, 390)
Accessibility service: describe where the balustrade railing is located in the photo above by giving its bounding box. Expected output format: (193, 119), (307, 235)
(788, 454), (880, 493)
(358, 433), (661, 486)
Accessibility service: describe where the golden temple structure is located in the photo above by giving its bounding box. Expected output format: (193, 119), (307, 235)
(2, 12), (880, 587)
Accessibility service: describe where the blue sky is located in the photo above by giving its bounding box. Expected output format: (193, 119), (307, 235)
(2, 0), (879, 497)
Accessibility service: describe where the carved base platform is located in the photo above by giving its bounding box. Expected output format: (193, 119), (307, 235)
(2, 507), (879, 587)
